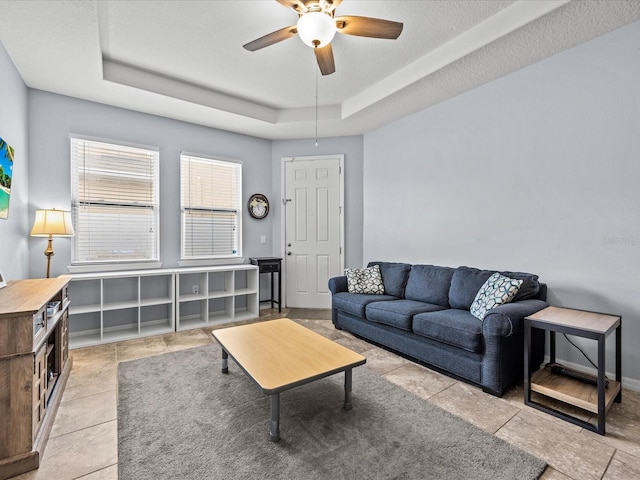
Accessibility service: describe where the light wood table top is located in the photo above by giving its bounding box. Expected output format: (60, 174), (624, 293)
(212, 318), (366, 394)
(526, 306), (620, 335)
(1, 275), (71, 316)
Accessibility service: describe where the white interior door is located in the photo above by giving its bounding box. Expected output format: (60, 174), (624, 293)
(283, 155), (343, 308)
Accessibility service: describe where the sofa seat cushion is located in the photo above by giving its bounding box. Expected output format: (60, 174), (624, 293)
(404, 265), (454, 307)
(366, 300), (446, 331)
(412, 309), (483, 353)
(332, 292), (399, 317)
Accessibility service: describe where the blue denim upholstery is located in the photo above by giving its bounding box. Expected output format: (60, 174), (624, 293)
(404, 265), (454, 307)
(367, 261), (412, 297)
(413, 309), (482, 353)
(366, 299), (445, 331)
(331, 292), (398, 317)
(500, 271), (540, 301)
(448, 266), (495, 310)
(330, 263), (547, 396)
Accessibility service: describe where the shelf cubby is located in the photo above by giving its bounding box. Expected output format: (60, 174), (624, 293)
(68, 311), (101, 348)
(175, 265), (259, 331)
(140, 303), (174, 336)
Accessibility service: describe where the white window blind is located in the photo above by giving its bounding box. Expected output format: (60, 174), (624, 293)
(70, 137), (159, 264)
(180, 154), (242, 259)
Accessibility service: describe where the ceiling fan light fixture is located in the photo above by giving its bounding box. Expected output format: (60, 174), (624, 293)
(297, 11), (336, 48)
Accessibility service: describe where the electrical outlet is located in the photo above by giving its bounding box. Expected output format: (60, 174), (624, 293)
(260, 235), (267, 244)
(192, 285), (199, 295)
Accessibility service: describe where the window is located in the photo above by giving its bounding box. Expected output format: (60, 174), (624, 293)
(70, 137), (159, 265)
(180, 154), (242, 259)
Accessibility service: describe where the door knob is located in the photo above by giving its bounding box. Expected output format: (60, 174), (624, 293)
(287, 252), (292, 256)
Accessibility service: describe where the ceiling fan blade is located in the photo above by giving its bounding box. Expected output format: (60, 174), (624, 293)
(314, 43), (335, 76)
(276, 0), (309, 14)
(335, 16), (403, 39)
(243, 25), (298, 51)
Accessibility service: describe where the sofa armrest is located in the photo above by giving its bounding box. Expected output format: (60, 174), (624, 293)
(482, 299), (548, 337)
(328, 276), (348, 295)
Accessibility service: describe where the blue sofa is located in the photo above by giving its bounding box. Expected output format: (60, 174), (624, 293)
(329, 262), (547, 396)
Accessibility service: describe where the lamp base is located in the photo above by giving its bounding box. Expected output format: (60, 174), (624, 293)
(44, 236), (55, 279)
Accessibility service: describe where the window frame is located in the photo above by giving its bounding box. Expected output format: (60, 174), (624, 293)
(69, 135), (160, 267)
(180, 152), (243, 261)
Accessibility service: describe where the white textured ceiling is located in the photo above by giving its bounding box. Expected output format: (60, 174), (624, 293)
(1, 0), (639, 140)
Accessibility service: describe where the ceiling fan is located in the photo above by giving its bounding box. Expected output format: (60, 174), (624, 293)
(243, 0), (403, 75)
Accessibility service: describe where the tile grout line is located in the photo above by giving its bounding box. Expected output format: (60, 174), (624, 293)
(47, 418), (118, 442)
(71, 463), (118, 480)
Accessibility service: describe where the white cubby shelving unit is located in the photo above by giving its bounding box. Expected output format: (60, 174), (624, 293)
(67, 265), (259, 348)
(175, 265), (259, 331)
(68, 269), (175, 348)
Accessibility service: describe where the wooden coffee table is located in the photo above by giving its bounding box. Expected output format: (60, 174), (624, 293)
(211, 318), (366, 442)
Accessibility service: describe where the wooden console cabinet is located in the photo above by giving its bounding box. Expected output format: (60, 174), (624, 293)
(0, 276), (72, 479)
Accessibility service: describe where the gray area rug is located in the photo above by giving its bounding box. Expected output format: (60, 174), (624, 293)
(118, 344), (546, 480)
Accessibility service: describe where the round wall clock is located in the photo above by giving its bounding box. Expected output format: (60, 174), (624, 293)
(248, 193), (269, 219)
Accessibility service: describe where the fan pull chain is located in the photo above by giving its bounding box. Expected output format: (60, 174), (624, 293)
(315, 67), (319, 147)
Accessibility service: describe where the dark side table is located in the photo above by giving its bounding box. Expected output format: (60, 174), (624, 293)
(524, 306), (621, 435)
(249, 257), (282, 312)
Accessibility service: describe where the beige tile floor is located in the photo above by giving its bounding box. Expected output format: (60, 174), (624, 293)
(12, 308), (640, 480)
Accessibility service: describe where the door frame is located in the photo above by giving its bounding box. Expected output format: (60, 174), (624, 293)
(280, 154), (345, 308)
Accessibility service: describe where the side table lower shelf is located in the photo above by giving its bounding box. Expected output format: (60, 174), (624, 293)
(530, 367), (621, 415)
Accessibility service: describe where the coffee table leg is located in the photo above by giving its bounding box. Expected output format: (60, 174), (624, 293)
(270, 393), (280, 442)
(344, 368), (353, 411)
(221, 349), (228, 374)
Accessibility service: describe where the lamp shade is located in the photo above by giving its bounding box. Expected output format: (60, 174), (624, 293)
(297, 11), (336, 48)
(30, 209), (75, 237)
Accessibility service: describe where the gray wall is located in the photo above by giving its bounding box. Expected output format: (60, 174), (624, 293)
(0, 41), (29, 281)
(271, 136), (364, 269)
(26, 90), (366, 280)
(28, 90), (274, 278)
(363, 21), (640, 387)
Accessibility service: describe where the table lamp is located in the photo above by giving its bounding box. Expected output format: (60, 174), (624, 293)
(30, 208), (75, 278)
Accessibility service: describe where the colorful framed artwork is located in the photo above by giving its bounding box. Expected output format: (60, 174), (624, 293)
(0, 136), (14, 220)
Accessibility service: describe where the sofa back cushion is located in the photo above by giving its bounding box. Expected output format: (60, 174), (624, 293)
(367, 261), (412, 298)
(404, 265), (454, 307)
(499, 271), (540, 301)
(448, 267), (496, 310)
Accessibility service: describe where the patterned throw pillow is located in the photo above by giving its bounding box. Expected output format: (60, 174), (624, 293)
(345, 265), (385, 295)
(470, 272), (523, 320)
